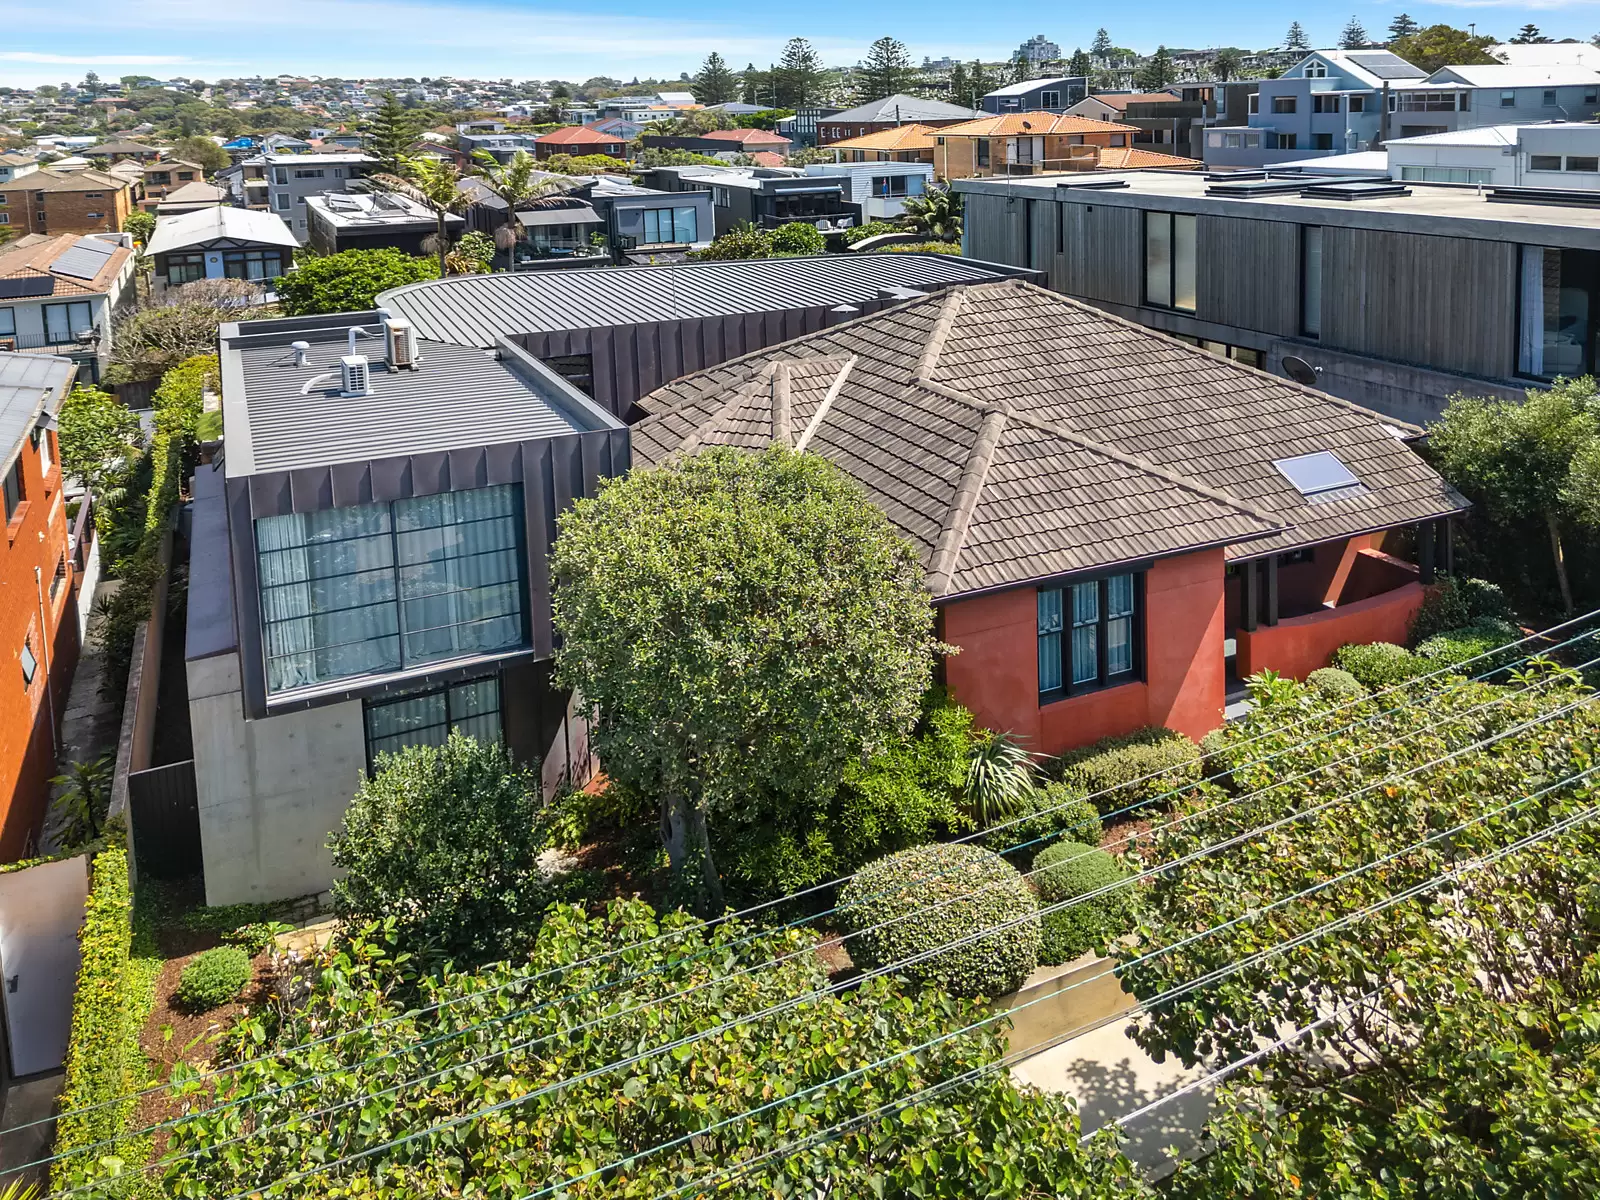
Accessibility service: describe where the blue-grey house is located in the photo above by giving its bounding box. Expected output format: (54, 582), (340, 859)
(980, 76), (1089, 115)
(1386, 63), (1600, 139)
(1203, 50), (1426, 169)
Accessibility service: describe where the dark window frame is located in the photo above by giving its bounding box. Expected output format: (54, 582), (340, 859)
(1301, 224), (1323, 339)
(976, 138), (990, 168)
(1143, 210), (1196, 313)
(2, 456), (23, 522)
(1037, 570), (1145, 705)
(362, 673), (503, 770)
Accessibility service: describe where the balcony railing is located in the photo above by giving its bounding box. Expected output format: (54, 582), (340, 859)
(0, 327), (102, 355)
(757, 213), (855, 231)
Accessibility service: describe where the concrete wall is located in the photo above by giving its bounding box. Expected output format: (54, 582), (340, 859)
(187, 650), (366, 905)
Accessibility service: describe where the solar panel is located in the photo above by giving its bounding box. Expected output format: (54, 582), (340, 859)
(52, 236), (117, 281)
(0, 276), (55, 299)
(1273, 451), (1360, 497)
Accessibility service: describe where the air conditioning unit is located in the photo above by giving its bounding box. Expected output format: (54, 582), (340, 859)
(340, 354), (371, 397)
(383, 318), (418, 369)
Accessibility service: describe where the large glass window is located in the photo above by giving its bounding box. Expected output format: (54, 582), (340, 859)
(1302, 225), (1323, 338)
(1037, 574), (1140, 701)
(256, 484), (526, 696)
(1144, 212), (1195, 312)
(640, 206), (697, 245)
(42, 301), (93, 344)
(1398, 166), (1494, 184)
(364, 676), (502, 764)
(223, 248), (285, 280)
(1519, 246), (1600, 380)
(0, 308), (13, 337)
(166, 252), (207, 286)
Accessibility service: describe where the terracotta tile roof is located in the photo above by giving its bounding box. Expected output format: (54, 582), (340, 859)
(1093, 146), (1203, 170)
(537, 124), (628, 145)
(828, 124), (940, 152)
(1087, 92), (1181, 111)
(631, 281), (1466, 597)
(749, 151), (787, 167)
(938, 113), (1140, 137)
(0, 232), (132, 296)
(699, 128), (789, 145)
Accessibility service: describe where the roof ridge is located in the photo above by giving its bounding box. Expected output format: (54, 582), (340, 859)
(771, 361), (792, 448)
(927, 402), (1009, 597)
(792, 356), (858, 453)
(678, 364), (778, 457)
(916, 376), (1285, 530)
(913, 288), (966, 383)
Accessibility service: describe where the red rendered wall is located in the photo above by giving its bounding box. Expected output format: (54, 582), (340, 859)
(941, 548), (1227, 758)
(1235, 576), (1425, 681)
(0, 429), (79, 860)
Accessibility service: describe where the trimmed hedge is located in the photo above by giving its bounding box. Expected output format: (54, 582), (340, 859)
(1306, 667), (1368, 700)
(1033, 841), (1137, 966)
(839, 843), (1039, 998)
(1409, 575), (1512, 646)
(1329, 641), (1426, 691)
(1052, 727), (1202, 815)
(175, 946), (252, 1012)
(53, 848), (156, 1196)
(1414, 619), (1523, 674)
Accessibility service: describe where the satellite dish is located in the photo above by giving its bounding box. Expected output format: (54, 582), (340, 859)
(1282, 355), (1322, 387)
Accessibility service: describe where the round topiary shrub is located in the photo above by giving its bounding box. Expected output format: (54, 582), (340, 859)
(839, 843), (1040, 998)
(174, 946), (252, 1012)
(1032, 842), (1137, 966)
(1329, 641), (1425, 691)
(1414, 619), (1522, 673)
(1306, 666), (1368, 701)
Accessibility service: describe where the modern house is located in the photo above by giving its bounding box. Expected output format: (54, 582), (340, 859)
(954, 168), (1600, 422)
(0, 169), (133, 238)
(980, 77), (1091, 115)
(244, 152), (377, 242)
(630, 280), (1466, 756)
(1205, 49), (1427, 168)
(824, 124), (939, 165)
(0, 353), (81, 859)
(1376, 122), (1600, 188)
(534, 126), (629, 161)
(933, 115), (1140, 178)
(639, 165), (861, 237)
(145, 206), (297, 295)
(816, 94), (983, 145)
(0, 233), (136, 380)
(1065, 92), (1203, 152)
(304, 190), (465, 258)
(139, 158), (205, 211)
(1066, 93), (1179, 122)
(374, 251), (1032, 419)
(802, 162), (933, 220)
(188, 312), (630, 904)
(458, 132), (542, 164)
(1386, 64), (1600, 140)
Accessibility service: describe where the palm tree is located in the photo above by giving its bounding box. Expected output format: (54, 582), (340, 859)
(371, 156), (468, 279)
(469, 149), (577, 268)
(901, 184), (962, 241)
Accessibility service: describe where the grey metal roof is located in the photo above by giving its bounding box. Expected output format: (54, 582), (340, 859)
(516, 202), (601, 227)
(223, 333), (592, 476)
(185, 459), (237, 661)
(822, 94), (982, 123)
(377, 253), (1027, 348)
(0, 352), (73, 466)
(632, 282), (1467, 597)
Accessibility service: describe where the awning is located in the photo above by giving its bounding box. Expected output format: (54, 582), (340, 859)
(517, 203), (602, 228)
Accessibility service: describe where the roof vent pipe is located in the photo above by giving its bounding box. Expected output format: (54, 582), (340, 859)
(826, 304), (859, 327)
(290, 340), (311, 367)
(347, 323), (382, 357)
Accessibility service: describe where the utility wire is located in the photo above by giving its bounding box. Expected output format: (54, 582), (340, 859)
(31, 646), (1600, 1188)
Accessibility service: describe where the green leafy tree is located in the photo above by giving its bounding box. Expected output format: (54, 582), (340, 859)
(1091, 28), (1114, 57)
(1388, 24), (1499, 72)
(693, 52), (739, 105)
(453, 229), (495, 272)
(329, 734), (557, 964)
(163, 901), (1148, 1197)
(1127, 664), (1600, 1199)
(80, 71), (102, 99)
(773, 37), (824, 108)
(1428, 377), (1600, 613)
(769, 220), (825, 254)
(947, 61), (970, 108)
(364, 89), (421, 174)
(55, 385), (141, 496)
(1009, 55), (1031, 86)
(1340, 17), (1370, 47)
(48, 754), (113, 847)
(740, 62), (765, 106)
(120, 209), (155, 248)
(968, 60), (996, 104)
(552, 446), (942, 913)
(1285, 21), (1310, 50)
(901, 181), (962, 240)
(1210, 48), (1243, 81)
(107, 276), (260, 383)
(1511, 23), (1551, 44)
(1067, 48), (1093, 78)
(170, 134), (228, 173)
(1136, 45), (1176, 90)
(857, 36), (916, 102)
(275, 248), (437, 316)
(467, 148), (574, 255)
(1388, 12), (1420, 40)
(371, 156), (468, 278)
(690, 221), (775, 261)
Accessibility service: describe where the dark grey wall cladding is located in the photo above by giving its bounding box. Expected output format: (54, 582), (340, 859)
(228, 426), (630, 720)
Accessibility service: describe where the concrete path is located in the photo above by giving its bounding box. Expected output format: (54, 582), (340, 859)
(0, 1069), (64, 1186)
(1011, 1014), (1214, 1179)
(40, 581), (125, 855)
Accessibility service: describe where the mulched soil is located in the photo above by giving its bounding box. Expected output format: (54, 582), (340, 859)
(1102, 813), (1156, 858)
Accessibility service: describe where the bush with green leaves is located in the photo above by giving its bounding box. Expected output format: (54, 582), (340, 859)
(1198, 726), (1234, 788)
(1305, 666), (1367, 700)
(57, 384), (142, 498)
(991, 781), (1104, 852)
(1414, 618), (1522, 674)
(328, 733), (558, 965)
(689, 221), (776, 261)
(163, 903), (1143, 1198)
(1033, 841), (1136, 965)
(877, 240), (964, 254)
(174, 946), (252, 1012)
(769, 220), (826, 255)
(276, 248), (438, 315)
(1409, 574), (1513, 645)
(840, 842), (1040, 998)
(841, 219), (903, 245)
(1052, 727), (1202, 815)
(1329, 640), (1427, 690)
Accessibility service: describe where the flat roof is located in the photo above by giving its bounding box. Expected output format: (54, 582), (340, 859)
(305, 190), (464, 229)
(953, 170), (1600, 244)
(218, 316), (620, 477)
(377, 252), (1030, 348)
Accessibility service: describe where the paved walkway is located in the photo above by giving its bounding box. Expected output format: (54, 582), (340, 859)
(40, 580), (124, 855)
(0, 1070), (64, 1187)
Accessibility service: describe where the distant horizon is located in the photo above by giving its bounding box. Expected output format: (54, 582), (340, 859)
(0, 0), (1593, 91)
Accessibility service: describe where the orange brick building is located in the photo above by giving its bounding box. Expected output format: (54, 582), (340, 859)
(0, 355), (81, 860)
(0, 168), (134, 237)
(933, 114), (1141, 178)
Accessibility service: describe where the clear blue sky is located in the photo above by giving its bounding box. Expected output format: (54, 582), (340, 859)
(1, 0), (1594, 88)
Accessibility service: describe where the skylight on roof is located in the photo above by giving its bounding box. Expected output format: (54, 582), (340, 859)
(1274, 451), (1361, 498)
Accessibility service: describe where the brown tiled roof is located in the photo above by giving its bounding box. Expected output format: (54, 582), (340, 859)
(699, 128), (789, 145)
(749, 151), (787, 167)
(828, 124), (940, 152)
(1093, 146), (1203, 170)
(631, 281), (1467, 598)
(938, 113), (1140, 138)
(0, 167), (129, 194)
(0, 232), (133, 296)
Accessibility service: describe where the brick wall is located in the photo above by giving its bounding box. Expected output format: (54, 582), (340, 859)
(0, 184), (131, 236)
